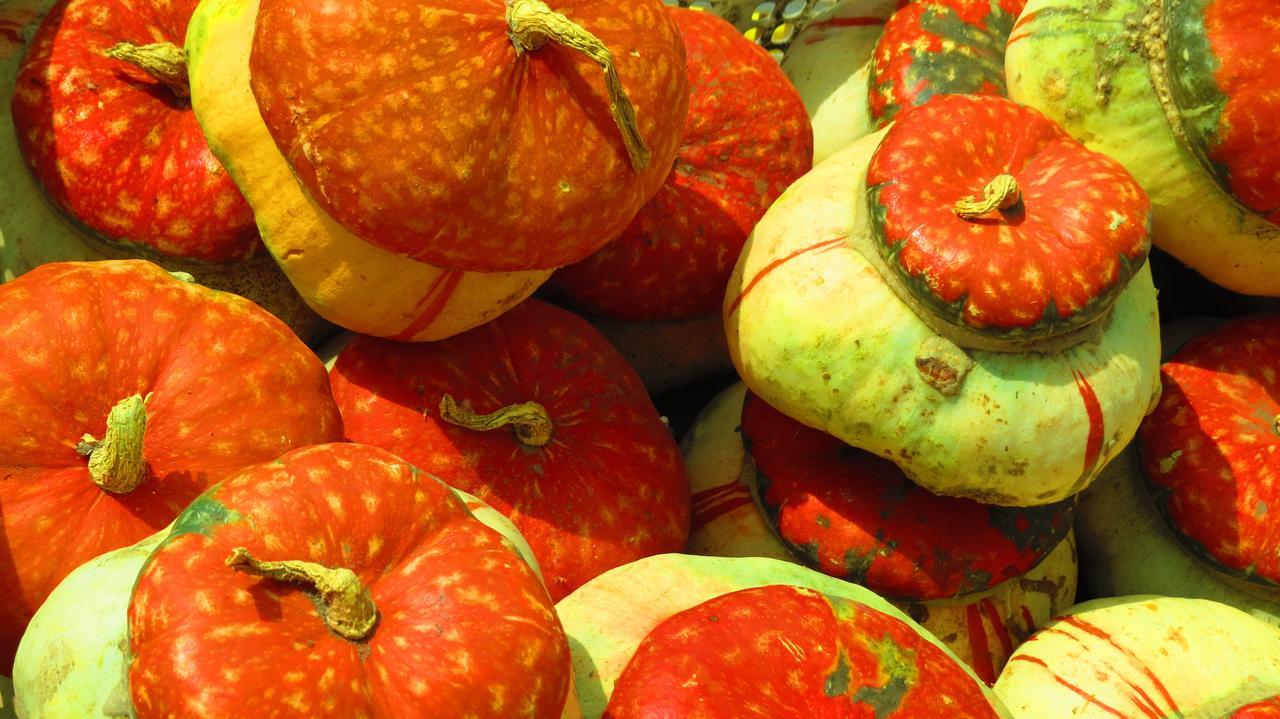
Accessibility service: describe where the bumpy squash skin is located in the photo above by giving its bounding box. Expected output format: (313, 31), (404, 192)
(681, 383), (1078, 684)
(994, 596), (1280, 719)
(12, 489), (548, 719)
(1078, 446), (1280, 628)
(185, 0), (549, 341)
(0, 0), (330, 344)
(780, 0), (903, 165)
(724, 129), (1162, 506)
(556, 554), (1011, 719)
(1005, 0), (1280, 296)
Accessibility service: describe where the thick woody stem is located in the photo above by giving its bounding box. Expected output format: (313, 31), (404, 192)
(954, 174), (1021, 219)
(226, 547), (378, 641)
(506, 0), (651, 171)
(438, 394), (554, 448)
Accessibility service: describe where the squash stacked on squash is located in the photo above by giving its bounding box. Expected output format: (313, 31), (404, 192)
(725, 93), (1161, 506)
(186, 0), (688, 341)
(1006, 0), (1280, 296)
(1078, 315), (1280, 625)
(1, 0), (327, 341)
(330, 300), (689, 600)
(681, 383), (1078, 683)
(0, 260), (343, 671)
(545, 7), (811, 392)
(557, 554), (1011, 717)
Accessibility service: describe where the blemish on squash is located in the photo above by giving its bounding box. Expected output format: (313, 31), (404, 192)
(914, 335), (973, 397)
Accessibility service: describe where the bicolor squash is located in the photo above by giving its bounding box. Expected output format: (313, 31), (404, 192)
(681, 382), (1078, 683)
(724, 95), (1162, 505)
(995, 596), (1280, 718)
(1005, 0), (1280, 296)
(557, 553), (1011, 717)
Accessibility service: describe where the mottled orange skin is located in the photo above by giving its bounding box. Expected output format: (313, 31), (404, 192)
(329, 300), (689, 600)
(128, 443), (570, 718)
(604, 584), (999, 718)
(249, 0), (688, 272)
(11, 0), (259, 261)
(0, 260), (342, 673)
(548, 8), (812, 322)
(867, 95), (1150, 334)
(743, 392), (1074, 601)
(1140, 315), (1280, 586)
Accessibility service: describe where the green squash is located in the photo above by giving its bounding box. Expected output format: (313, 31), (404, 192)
(1005, 0), (1280, 297)
(11, 488), (541, 718)
(995, 595), (1280, 718)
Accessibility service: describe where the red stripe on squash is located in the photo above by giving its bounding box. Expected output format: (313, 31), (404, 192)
(1009, 655), (1129, 718)
(1072, 369), (1105, 476)
(966, 603), (997, 684)
(726, 236), (846, 316)
(388, 269), (464, 341)
(690, 495), (756, 532)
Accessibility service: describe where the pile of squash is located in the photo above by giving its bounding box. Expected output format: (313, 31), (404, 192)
(1, 0), (1278, 716)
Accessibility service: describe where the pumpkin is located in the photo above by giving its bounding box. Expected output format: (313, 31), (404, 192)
(780, 0), (902, 164)
(1005, 0), (1280, 296)
(867, 0), (1026, 126)
(681, 382), (1078, 683)
(548, 7), (811, 323)
(1077, 316), (1280, 625)
(12, 0), (255, 262)
(1, 0), (330, 345)
(127, 442), (575, 718)
(248, 0), (686, 273)
(556, 553), (1011, 717)
(329, 299), (689, 600)
(605, 584), (1000, 718)
(185, 0), (555, 341)
(994, 596), (1280, 718)
(0, 260), (343, 672)
(1140, 314), (1280, 589)
(724, 96), (1162, 505)
(1078, 446), (1280, 628)
(13, 484), (544, 719)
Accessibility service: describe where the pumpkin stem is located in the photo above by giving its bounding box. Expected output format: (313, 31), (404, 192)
(506, 0), (651, 171)
(1273, 414), (1279, 437)
(953, 174), (1021, 219)
(76, 393), (150, 495)
(438, 394), (553, 448)
(226, 547), (378, 642)
(104, 42), (189, 99)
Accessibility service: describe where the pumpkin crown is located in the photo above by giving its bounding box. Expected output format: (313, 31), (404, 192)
(864, 94), (1152, 352)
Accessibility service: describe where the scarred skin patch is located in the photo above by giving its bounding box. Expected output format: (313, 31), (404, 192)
(869, 0), (1027, 125)
(0, 260), (342, 673)
(128, 443), (570, 718)
(742, 392), (1075, 601)
(866, 95), (1151, 338)
(330, 299), (689, 601)
(11, 0), (259, 261)
(547, 7), (812, 322)
(604, 584), (999, 718)
(248, 0), (688, 272)
(1139, 314), (1280, 587)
